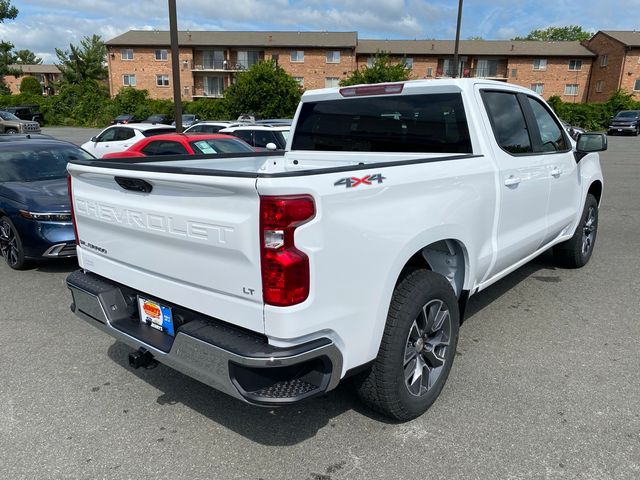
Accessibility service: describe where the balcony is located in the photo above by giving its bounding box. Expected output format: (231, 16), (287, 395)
(435, 66), (507, 80)
(192, 61), (250, 72)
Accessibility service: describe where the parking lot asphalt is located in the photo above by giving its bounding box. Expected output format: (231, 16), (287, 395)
(42, 126), (103, 146)
(1, 133), (639, 480)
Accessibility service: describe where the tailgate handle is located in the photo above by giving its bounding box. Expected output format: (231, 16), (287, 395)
(114, 176), (153, 193)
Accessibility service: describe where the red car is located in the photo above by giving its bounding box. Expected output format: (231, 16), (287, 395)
(101, 133), (255, 159)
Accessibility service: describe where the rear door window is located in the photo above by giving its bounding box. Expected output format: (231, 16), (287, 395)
(115, 127), (136, 141)
(481, 91), (532, 154)
(291, 93), (471, 153)
(233, 130), (254, 145)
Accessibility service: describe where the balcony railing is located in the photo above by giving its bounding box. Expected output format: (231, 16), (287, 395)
(192, 61), (249, 72)
(435, 67), (507, 79)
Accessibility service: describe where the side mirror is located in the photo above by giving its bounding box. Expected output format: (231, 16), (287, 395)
(265, 142), (278, 151)
(90, 136), (98, 142)
(575, 133), (607, 161)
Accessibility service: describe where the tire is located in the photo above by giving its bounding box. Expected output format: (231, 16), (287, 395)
(5, 128), (18, 134)
(553, 194), (598, 268)
(354, 269), (460, 421)
(0, 216), (27, 270)
(635, 126), (639, 136)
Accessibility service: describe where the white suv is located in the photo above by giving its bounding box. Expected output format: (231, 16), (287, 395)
(81, 124), (175, 158)
(219, 125), (289, 150)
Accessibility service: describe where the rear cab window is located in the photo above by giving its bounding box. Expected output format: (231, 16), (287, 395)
(290, 93), (472, 153)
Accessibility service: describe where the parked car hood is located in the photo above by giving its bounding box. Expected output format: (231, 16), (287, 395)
(0, 177), (70, 211)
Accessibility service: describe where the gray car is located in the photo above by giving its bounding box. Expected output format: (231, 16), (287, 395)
(0, 111), (41, 134)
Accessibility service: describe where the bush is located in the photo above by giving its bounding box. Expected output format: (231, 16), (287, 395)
(550, 89), (640, 131)
(184, 98), (229, 120)
(223, 60), (301, 119)
(19, 76), (42, 96)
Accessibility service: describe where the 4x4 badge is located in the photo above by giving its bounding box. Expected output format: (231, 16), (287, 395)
(334, 173), (386, 188)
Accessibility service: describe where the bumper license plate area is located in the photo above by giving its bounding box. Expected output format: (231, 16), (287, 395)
(138, 296), (175, 336)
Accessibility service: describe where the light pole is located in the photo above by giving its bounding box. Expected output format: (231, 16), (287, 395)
(452, 0), (463, 78)
(168, 0), (183, 132)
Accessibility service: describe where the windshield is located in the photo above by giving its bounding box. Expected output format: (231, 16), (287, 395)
(616, 111), (639, 118)
(0, 111), (20, 121)
(183, 115), (196, 121)
(0, 145), (94, 182)
(190, 138), (254, 154)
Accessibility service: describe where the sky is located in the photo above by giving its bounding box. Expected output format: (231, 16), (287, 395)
(1, 0), (639, 63)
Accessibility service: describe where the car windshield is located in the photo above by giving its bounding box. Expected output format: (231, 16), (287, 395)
(0, 144), (94, 182)
(0, 111), (20, 121)
(616, 111), (639, 118)
(189, 138), (254, 154)
(183, 115), (196, 121)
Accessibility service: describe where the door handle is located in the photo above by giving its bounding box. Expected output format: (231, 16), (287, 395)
(504, 175), (521, 187)
(551, 168), (562, 178)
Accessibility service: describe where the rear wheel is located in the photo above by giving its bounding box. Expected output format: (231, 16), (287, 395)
(354, 269), (459, 421)
(0, 216), (27, 269)
(553, 194), (598, 268)
(5, 128), (18, 134)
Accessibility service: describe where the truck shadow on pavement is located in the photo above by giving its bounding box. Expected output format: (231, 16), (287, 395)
(106, 341), (364, 446)
(104, 250), (560, 445)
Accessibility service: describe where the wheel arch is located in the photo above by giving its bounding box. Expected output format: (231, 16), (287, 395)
(396, 238), (471, 322)
(588, 180), (603, 206)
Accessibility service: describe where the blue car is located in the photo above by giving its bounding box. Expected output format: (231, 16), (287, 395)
(0, 137), (94, 269)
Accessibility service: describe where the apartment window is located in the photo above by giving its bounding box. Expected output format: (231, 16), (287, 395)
(155, 49), (168, 61)
(426, 67), (433, 77)
(530, 83), (544, 94)
(533, 58), (547, 71)
(564, 84), (579, 96)
(203, 50), (224, 69)
(511, 68), (518, 78)
(600, 54), (608, 67)
(404, 57), (413, 68)
(204, 76), (224, 96)
(595, 80), (604, 93)
(290, 50), (304, 63)
(122, 74), (136, 86)
(325, 77), (340, 88)
(156, 74), (170, 87)
(367, 57), (374, 67)
(326, 51), (340, 63)
(238, 51), (260, 70)
(121, 49), (133, 60)
(568, 59), (582, 71)
(634, 79), (640, 91)
(293, 77), (304, 87)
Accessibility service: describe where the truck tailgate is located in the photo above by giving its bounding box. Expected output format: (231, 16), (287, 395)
(68, 163), (264, 333)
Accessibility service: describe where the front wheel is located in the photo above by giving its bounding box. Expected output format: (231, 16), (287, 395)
(553, 194), (598, 268)
(5, 128), (18, 134)
(0, 216), (27, 269)
(354, 269), (459, 421)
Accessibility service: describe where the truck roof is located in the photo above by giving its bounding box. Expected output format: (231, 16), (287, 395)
(301, 78), (536, 102)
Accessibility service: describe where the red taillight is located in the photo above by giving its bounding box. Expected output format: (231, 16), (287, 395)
(67, 175), (79, 245)
(260, 195), (315, 307)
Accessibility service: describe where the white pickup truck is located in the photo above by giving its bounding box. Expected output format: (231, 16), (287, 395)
(66, 79), (605, 421)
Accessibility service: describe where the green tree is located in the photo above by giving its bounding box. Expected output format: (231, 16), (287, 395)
(55, 34), (107, 84)
(513, 25), (592, 42)
(19, 75), (41, 95)
(339, 52), (411, 86)
(223, 60), (302, 118)
(0, 1), (17, 22)
(14, 49), (41, 64)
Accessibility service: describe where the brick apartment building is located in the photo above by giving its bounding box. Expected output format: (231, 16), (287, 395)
(105, 30), (598, 103)
(4, 64), (61, 95)
(585, 31), (640, 102)
(356, 39), (594, 102)
(105, 31), (358, 101)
